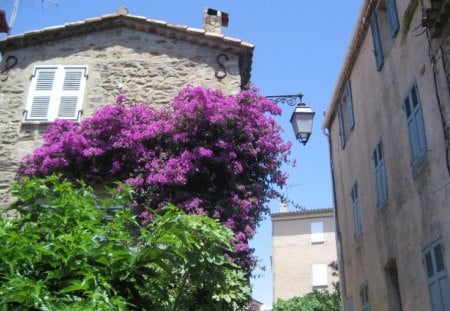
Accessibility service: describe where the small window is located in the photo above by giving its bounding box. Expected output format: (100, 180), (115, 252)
(423, 240), (450, 311)
(311, 221), (324, 244)
(24, 65), (88, 122)
(370, 12), (384, 71)
(373, 140), (388, 208)
(351, 182), (362, 239)
(312, 264), (328, 287)
(360, 283), (370, 311)
(403, 83), (427, 166)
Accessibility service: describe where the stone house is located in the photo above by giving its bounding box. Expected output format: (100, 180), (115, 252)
(323, 0), (450, 310)
(0, 8), (253, 206)
(271, 208), (338, 301)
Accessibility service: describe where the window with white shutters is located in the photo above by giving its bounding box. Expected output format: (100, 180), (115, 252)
(312, 264), (328, 288)
(25, 65), (88, 122)
(311, 221), (324, 244)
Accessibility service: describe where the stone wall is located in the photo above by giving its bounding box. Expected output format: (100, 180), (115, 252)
(0, 27), (244, 206)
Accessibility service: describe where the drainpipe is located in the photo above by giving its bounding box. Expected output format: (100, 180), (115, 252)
(324, 127), (347, 310)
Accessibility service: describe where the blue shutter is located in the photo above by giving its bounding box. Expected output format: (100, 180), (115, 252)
(424, 242), (450, 311)
(386, 0), (400, 37)
(379, 159), (388, 204)
(404, 84), (427, 165)
(337, 103), (346, 148)
(345, 80), (355, 129)
(375, 165), (384, 206)
(370, 12), (384, 71)
(351, 183), (362, 238)
(373, 142), (388, 207)
(405, 96), (419, 160)
(412, 86), (427, 157)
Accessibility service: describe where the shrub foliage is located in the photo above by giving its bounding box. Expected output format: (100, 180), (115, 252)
(0, 176), (250, 310)
(273, 290), (341, 311)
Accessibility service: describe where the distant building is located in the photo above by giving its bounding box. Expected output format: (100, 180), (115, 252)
(323, 0), (450, 310)
(249, 298), (264, 311)
(271, 208), (338, 302)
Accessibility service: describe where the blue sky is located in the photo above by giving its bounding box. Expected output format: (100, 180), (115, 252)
(1, 0), (362, 308)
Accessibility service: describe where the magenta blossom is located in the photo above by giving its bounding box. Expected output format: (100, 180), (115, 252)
(18, 86), (292, 274)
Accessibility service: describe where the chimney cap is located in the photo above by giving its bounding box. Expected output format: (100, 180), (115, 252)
(117, 7), (129, 15)
(205, 8), (229, 27)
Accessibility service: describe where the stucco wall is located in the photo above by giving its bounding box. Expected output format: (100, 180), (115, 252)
(272, 212), (338, 301)
(327, 1), (450, 310)
(0, 26), (244, 206)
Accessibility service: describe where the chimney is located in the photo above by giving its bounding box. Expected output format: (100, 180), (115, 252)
(0, 10), (9, 33)
(203, 8), (229, 34)
(279, 199), (288, 213)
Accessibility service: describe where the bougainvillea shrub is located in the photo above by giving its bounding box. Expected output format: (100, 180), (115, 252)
(18, 86), (292, 272)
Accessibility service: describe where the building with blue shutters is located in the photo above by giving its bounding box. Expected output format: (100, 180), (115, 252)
(323, 0), (450, 310)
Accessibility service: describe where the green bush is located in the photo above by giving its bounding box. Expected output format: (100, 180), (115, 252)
(273, 290), (341, 311)
(0, 176), (250, 310)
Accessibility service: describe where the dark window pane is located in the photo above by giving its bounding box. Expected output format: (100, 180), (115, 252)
(435, 244), (445, 272)
(412, 86), (419, 108)
(404, 97), (411, 117)
(426, 251), (434, 278)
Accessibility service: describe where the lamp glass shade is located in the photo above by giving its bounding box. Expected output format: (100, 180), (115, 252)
(290, 104), (315, 145)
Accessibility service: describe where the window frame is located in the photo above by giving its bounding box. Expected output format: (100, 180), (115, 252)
(360, 283), (370, 311)
(403, 82), (427, 166)
(24, 65), (88, 122)
(423, 239), (450, 311)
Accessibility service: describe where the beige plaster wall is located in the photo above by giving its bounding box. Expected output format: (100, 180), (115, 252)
(328, 1), (450, 310)
(272, 212), (338, 302)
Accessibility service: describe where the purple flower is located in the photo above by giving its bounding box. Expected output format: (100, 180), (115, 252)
(17, 86), (293, 274)
(116, 93), (128, 105)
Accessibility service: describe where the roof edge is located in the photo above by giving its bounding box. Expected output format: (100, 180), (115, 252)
(322, 0), (376, 131)
(271, 207), (334, 219)
(0, 13), (254, 53)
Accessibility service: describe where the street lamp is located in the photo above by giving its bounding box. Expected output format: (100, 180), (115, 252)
(266, 93), (315, 145)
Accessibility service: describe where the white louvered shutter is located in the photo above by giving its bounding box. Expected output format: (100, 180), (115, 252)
(25, 66), (87, 122)
(27, 68), (56, 120)
(57, 68), (85, 119)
